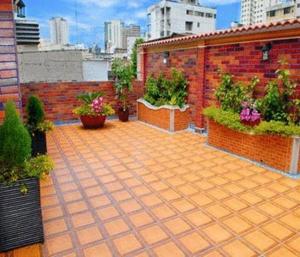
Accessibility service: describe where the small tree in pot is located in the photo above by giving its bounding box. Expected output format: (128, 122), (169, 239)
(111, 58), (135, 122)
(0, 101), (54, 252)
(26, 95), (53, 157)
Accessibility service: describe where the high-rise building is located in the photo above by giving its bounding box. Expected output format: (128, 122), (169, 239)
(147, 0), (216, 40)
(104, 20), (124, 53)
(240, 0), (299, 25)
(50, 17), (69, 45)
(122, 24), (141, 49)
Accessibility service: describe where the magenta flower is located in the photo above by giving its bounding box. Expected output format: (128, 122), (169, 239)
(91, 97), (104, 114)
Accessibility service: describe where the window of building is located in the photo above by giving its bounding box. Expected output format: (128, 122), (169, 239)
(185, 21), (193, 31)
(186, 10), (193, 15)
(206, 13), (213, 18)
(195, 11), (204, 17)
(284, 7), (291, 14)
(269, 10), (276, 17)
(197, 22), (200, 28)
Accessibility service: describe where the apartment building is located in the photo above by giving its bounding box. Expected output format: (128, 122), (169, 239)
(147, 0), (216, 40)
(266, 0), (300, 22)
(50, 17), (69, 45)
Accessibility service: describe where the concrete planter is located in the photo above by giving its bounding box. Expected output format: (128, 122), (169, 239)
(137, 99), (190, 132)
(207, 119), (300, 175)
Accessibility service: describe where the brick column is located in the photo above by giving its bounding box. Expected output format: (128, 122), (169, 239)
(194, 46), (206, 129)
(0, 0), (21, 121)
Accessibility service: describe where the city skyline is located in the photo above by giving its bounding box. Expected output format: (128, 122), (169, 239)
(24, 0), (241, 48)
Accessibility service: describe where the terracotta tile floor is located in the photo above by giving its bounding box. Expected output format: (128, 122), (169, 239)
(41, 121), (300, 257)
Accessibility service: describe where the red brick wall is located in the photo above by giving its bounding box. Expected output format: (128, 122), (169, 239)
(20, 81), (144, 122)
(144, 39), (300, 128)
(208, 119), (295, 173)
(0, 0), (20, 121)
(204, 38), (300, 108)
(144, 48), (203, 127)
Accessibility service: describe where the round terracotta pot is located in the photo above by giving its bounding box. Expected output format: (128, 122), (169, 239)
(118, 108), (129, 122)
(80, 115), (106, 129)
(241, 119), (261, 127)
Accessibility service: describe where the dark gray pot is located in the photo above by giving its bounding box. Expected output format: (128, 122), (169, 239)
(0, 178), (44, 252)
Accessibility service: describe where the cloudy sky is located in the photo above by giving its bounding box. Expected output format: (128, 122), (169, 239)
(25, 0), (241, 48)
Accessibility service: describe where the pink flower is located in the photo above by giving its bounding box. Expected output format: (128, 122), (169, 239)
(91, 97), (104, 114)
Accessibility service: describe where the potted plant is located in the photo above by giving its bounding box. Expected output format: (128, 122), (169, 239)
(26, 95), (54, 157)
(73, 92), (115, 129)
(111, 58), (135, 122)
(0, 101), (54, 252)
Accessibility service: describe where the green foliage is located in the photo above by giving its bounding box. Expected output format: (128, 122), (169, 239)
(215, 73), (259, 113)
(26, 95), (53, 133)
(24, 155), (54, 179)
(203, 106), (300, 137)
(111, 58), (135, 110)
(130, 38), (144, 78)
(254, 121), (300, 137)
(256, 68), (297, 124)
(0, 101), (31, 169)
(144, 69), (188, 108)
(77, 92), (104, 104)
(203, 106), (248, 132)
(73, 104), (115, 116)
(26, 95), (45, 128)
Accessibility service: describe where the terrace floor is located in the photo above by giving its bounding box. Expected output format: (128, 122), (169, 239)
(40, 121), (300, 257)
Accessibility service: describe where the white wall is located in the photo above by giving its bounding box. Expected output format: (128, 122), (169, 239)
(82, 60), (109, 81)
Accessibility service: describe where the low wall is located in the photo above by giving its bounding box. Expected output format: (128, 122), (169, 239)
(137, 99), (190, 132)
(20, 81), (144, 122)
(207, 120), (299, 174)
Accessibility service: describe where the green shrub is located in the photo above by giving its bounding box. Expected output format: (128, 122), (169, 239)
(254, 121), (300, 137)
(203, 106), (248, 132)
(203, 106), (300, 137)
(26, 95), (45, 128)
(0, 101), (31, 169)
(215, 73), (258, 113)
(24, 155), (54, 179)
(256, 68), (297, 124)
(144, 69), (188, 108)
(130, 38), (144, 78)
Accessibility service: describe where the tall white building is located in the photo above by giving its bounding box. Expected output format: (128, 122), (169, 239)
(104, 20), (124, 53)
(50, 17), (69, 45)
(147, 0), (216, 40)
(240, 0), (299, 25)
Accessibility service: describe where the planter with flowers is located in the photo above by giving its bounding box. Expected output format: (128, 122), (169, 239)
(73, 92), (115, 129)
(0, 101), (54, 252)
(203, 63), (300, 174)
(26, 95), (54, 157)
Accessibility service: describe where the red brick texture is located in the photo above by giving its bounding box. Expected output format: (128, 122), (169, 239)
(137, 101), (190, 132)
(143, 39), (300, 128)
(20, 81), (144, 122)
(208, 119), (297, 173)
(0, 0), (20, 121)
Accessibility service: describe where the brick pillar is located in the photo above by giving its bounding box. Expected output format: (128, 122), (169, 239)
(195, 46), (206, 129)
(0, 0), (21, 121)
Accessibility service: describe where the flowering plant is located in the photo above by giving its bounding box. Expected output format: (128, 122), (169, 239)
(240, 101), (261, 126)
(73, 92), (115, 117)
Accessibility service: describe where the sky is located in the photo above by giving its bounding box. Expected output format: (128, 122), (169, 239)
(24, 0), (241, 48)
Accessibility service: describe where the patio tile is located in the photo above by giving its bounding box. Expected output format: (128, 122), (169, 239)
(164, 217), (191, 235)
(39, 123), (300, 257)
(153, 242), (185, 257)
(139, 225), (169, 244)
(222, 240), (256, 257)
(179, 232), (210, 254)
(76, 226), (103, 245)
(203, 223), (233, 244)
(104, 218), (130, 236)
(83, 243), (112, 257)
(113, 234), (142, 255)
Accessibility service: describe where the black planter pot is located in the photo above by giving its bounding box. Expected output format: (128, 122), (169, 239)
(31, 131), (47, 157)
(0, 178), (44, 252)
(118, 108), (130, 122)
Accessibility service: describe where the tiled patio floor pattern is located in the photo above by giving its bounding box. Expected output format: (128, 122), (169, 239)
(41, 121), (300, 257)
